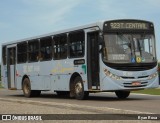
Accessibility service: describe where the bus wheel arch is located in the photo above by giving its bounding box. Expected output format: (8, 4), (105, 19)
(22, 75), (29, 89)
(22, 77), (32, 97)
(69, 73), (89, 100)
(22, 75), (41, 97)
(69, 72), (80, 98)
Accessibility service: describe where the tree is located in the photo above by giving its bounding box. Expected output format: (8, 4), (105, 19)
(0, 64), (1, 81)
(158, 62), (160, 84)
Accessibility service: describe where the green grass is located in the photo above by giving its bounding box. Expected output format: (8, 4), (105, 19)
(133, 88), (160, 95)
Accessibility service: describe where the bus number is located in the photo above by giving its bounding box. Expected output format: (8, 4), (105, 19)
(110, 23), (122, 29)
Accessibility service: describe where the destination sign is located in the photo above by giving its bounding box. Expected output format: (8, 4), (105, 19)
(110, 22), (149, 29)
(104, 21), (153, 31)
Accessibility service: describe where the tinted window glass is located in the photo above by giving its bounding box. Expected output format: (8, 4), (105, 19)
(53, 34), (67, 59)
(17, 42), (27, 63)
(40, 37), (52, 61)
(8, 48), (16, 65)
(28, 40), (39, 62)
(2, 46), (6, 65)
(69, 31), (85, 58)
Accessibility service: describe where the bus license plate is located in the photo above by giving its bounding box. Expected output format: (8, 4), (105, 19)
(132, 82), (141, 86)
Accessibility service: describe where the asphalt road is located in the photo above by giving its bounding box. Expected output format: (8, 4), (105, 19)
(0, 89), (160, 114)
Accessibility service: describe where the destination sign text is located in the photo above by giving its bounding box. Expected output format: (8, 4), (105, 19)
(109, 22), (149, 30)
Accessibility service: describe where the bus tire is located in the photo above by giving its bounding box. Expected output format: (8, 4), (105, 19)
(73, 76), (89, 100)
(115, 91), (130, 99)
(22, 78), (34, 97)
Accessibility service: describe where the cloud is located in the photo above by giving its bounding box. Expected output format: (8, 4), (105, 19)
(0, 0), (83, 42)
(97, 0), (160, 20)
(0, 22), (9, 28)
(145, 0), (160, 8)
(22, 0), (66, 7)
(97, 0), (129, 19)
(0, 0), (82, 33)
(20, 0), (82, 26)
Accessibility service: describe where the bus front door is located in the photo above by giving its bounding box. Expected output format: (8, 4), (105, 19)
(7, 47), (16, 89)
(87, 32), (100, 90)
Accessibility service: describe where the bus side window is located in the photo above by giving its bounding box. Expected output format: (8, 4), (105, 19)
(40, 37), (52, 61)
(2, 46), (6, 65)
(53, 34), (67, 60)
(28, 40), (39, 62)
(68, 31), (85, 58)
(17, 42), (27, 63)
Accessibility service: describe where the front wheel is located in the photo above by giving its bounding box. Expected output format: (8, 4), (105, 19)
(115, 91), (130, 99)
(73, 76), (89, 100)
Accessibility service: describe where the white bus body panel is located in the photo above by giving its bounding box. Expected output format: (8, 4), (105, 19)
(10, 65), (16, 88)
(99, 58), (159, 91)
(16, 58), (88, 91)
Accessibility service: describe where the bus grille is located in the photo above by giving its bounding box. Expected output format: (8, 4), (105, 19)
(123, 82), (148, 88)
(121, 76), (149, 79)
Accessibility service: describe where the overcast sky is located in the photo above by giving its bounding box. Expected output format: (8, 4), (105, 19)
(0, 0), (160, 60)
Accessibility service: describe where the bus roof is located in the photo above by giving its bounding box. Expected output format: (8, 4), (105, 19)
(1, 21), (104, 46)
(1, 19), (153, 46)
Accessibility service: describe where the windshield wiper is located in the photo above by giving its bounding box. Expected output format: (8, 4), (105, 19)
(118, 34), (134, 58)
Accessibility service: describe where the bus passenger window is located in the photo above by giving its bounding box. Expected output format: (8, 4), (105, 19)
(17, 42), (27, 63)
(40, 37), (52, 61)
(53, 34), (67, 59)
(2, 46), (6, 65)
(28, 40), (39, 62)
(68, 31), (85, 58)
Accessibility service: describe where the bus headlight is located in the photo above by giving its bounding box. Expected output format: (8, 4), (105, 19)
(148, 72), (158, 80)
(104, 69), (122, 80)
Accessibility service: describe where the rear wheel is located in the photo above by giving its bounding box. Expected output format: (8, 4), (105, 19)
(22, 78), (33, 97)
(22, 78), (41, 97)
(73, 76), (89, 100)
(115, 91), (130, 99)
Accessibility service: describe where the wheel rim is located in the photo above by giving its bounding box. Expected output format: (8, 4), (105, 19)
(24, 82), (30, 94)
(75, 81), (83, 96)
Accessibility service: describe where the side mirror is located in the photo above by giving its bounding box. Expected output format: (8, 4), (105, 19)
(98, 36), (104, 45)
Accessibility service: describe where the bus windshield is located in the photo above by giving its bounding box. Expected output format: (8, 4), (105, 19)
(103, 33), (156, 63)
